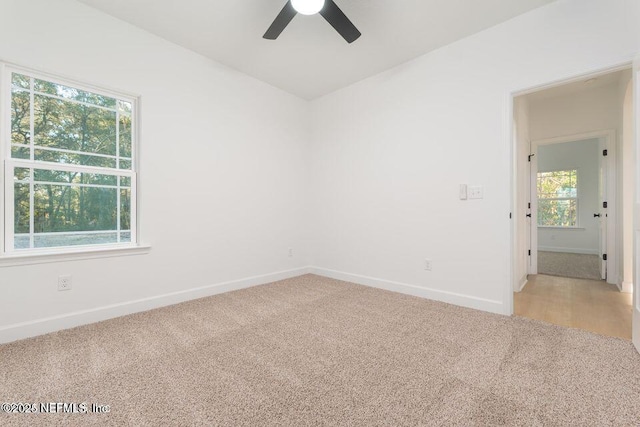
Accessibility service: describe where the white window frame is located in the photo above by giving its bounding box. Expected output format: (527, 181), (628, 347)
(536, 168), (580, 228)
(0, 63), (148, 264)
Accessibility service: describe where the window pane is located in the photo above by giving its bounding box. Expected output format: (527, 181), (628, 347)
(33, 184), (117, 233)
(14, 235), (30, 250)
(14, 167), (30, 182)
(119, 114), (132, 158)
(11, 88), (30, 145)
(11, 145), (30, 159)
(14, 183), (30, 234)
(34, 79), (117, 109)
(120, 231), (131, 243)
(119, 159), (132, 170)
(537, 170), (577, 199)
(538, 199), (577, 227)
(120, 188), (131, 232)
(34, 149), (117, 169)
(120, 176), (131, 187)
(33, 169), (117, 186)
(117, 100), (132, 116)
(12, 73), (30, 89)
(34, 232), (119, 248)
(33, 94), (117, 159)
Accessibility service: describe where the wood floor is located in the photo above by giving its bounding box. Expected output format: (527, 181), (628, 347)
(514, 274), (633, 339)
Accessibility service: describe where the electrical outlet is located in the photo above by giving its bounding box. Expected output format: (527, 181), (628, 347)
(424, 259), (432, 271)
(58, 275), (72, 291)
(288, 248), (293, 258)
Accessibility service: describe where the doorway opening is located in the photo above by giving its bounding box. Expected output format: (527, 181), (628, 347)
(510, 66), (634, 339)
(532, 132), (612, 282)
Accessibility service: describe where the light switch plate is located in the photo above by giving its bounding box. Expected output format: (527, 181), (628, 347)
(469, 186), (484, 199)
(459, 184), (467, 200)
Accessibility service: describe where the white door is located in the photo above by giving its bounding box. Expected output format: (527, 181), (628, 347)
(529, 144), (538, 275)
(598, 138), (608, 280)
(633, 58), (639, 353)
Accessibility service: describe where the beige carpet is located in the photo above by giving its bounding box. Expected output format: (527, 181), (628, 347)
(1, 274), (639, 426)
(538, 251), (602, 281)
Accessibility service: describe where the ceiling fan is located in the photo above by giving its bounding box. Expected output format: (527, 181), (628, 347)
(263, 0), (361, 43)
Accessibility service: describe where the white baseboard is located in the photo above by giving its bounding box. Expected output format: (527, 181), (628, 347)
(621, 281), (633, 293)
(515, 275), (528, 292)
(0, 267), (311, 344)
(309, 267), (504, 315)
(537, 246), (599, 255)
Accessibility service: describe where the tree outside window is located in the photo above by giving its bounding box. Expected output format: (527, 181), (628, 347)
(5, 67), (137, 252)
(537, 169), (578, 227)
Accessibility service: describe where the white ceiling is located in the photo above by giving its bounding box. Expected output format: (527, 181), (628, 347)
(77, 0), (556, 100)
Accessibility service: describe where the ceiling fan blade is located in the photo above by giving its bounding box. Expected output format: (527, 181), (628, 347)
(319, 0), (361, 43)
(263, 1), (297, 40)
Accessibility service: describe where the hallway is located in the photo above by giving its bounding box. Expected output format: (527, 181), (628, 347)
(514, 274), (632, 339)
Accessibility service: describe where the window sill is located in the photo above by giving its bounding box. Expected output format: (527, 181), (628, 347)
(0, 244), (151, 267)
(538, 226), (585, 230)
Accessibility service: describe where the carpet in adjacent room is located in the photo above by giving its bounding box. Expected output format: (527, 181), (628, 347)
(537, 250), (602, 280)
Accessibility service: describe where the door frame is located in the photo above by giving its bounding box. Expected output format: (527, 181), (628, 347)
(528, 130), (616, 283)
(507, 62), (632, 317)
(632, 58), (639, 352)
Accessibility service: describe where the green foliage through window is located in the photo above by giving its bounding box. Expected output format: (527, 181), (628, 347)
(537, 170), (578, 227)
(7, 69), (136, 250)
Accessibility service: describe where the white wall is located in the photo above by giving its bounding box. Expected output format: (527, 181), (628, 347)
(528, 83), (622, 142)
(1, 0), (639, 342)
(309, 0), (640, 314)
(536, 139), (600, 254)
(0, 0), (310, 341)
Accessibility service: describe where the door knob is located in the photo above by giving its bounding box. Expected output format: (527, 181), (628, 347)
(594, 213), (601, 218)
(526, 213), (532, 218)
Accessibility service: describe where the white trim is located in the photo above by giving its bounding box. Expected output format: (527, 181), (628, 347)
(0, 266), (311, 344)
(12, 86), (122, 113)
(9, 159), (134, 177)
(16, 229), (130, 236)
(538, 246), (599, 255)
(621, 281), (633, 294)
(12, 142), (133, 162)
(1, 63), (140, 257)
(5, 63), (138, 104)
(511, 62), (633, 98)
(515, 275), (528, 293)
(310, 267), (504, 315)
(0, 244), (150, 267)
(506, 91), (516, 316)
(0, 65), (8, 253)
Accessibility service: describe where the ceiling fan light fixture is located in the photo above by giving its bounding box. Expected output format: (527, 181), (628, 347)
(291, 0), (325, 15)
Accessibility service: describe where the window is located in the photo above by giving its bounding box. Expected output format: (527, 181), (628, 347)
(537, 169), (578, 227)
(2, 66), (137, 254)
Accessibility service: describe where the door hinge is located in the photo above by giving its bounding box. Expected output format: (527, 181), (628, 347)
(528, 250), (531, 256)
(528, 154), (535, 162)
(603, 201), (608, 208)
(603, 149), (608, 156)
(603, 254), (607, 261)
(509, 212), (512, 219)
(528, 202), (531, 209)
